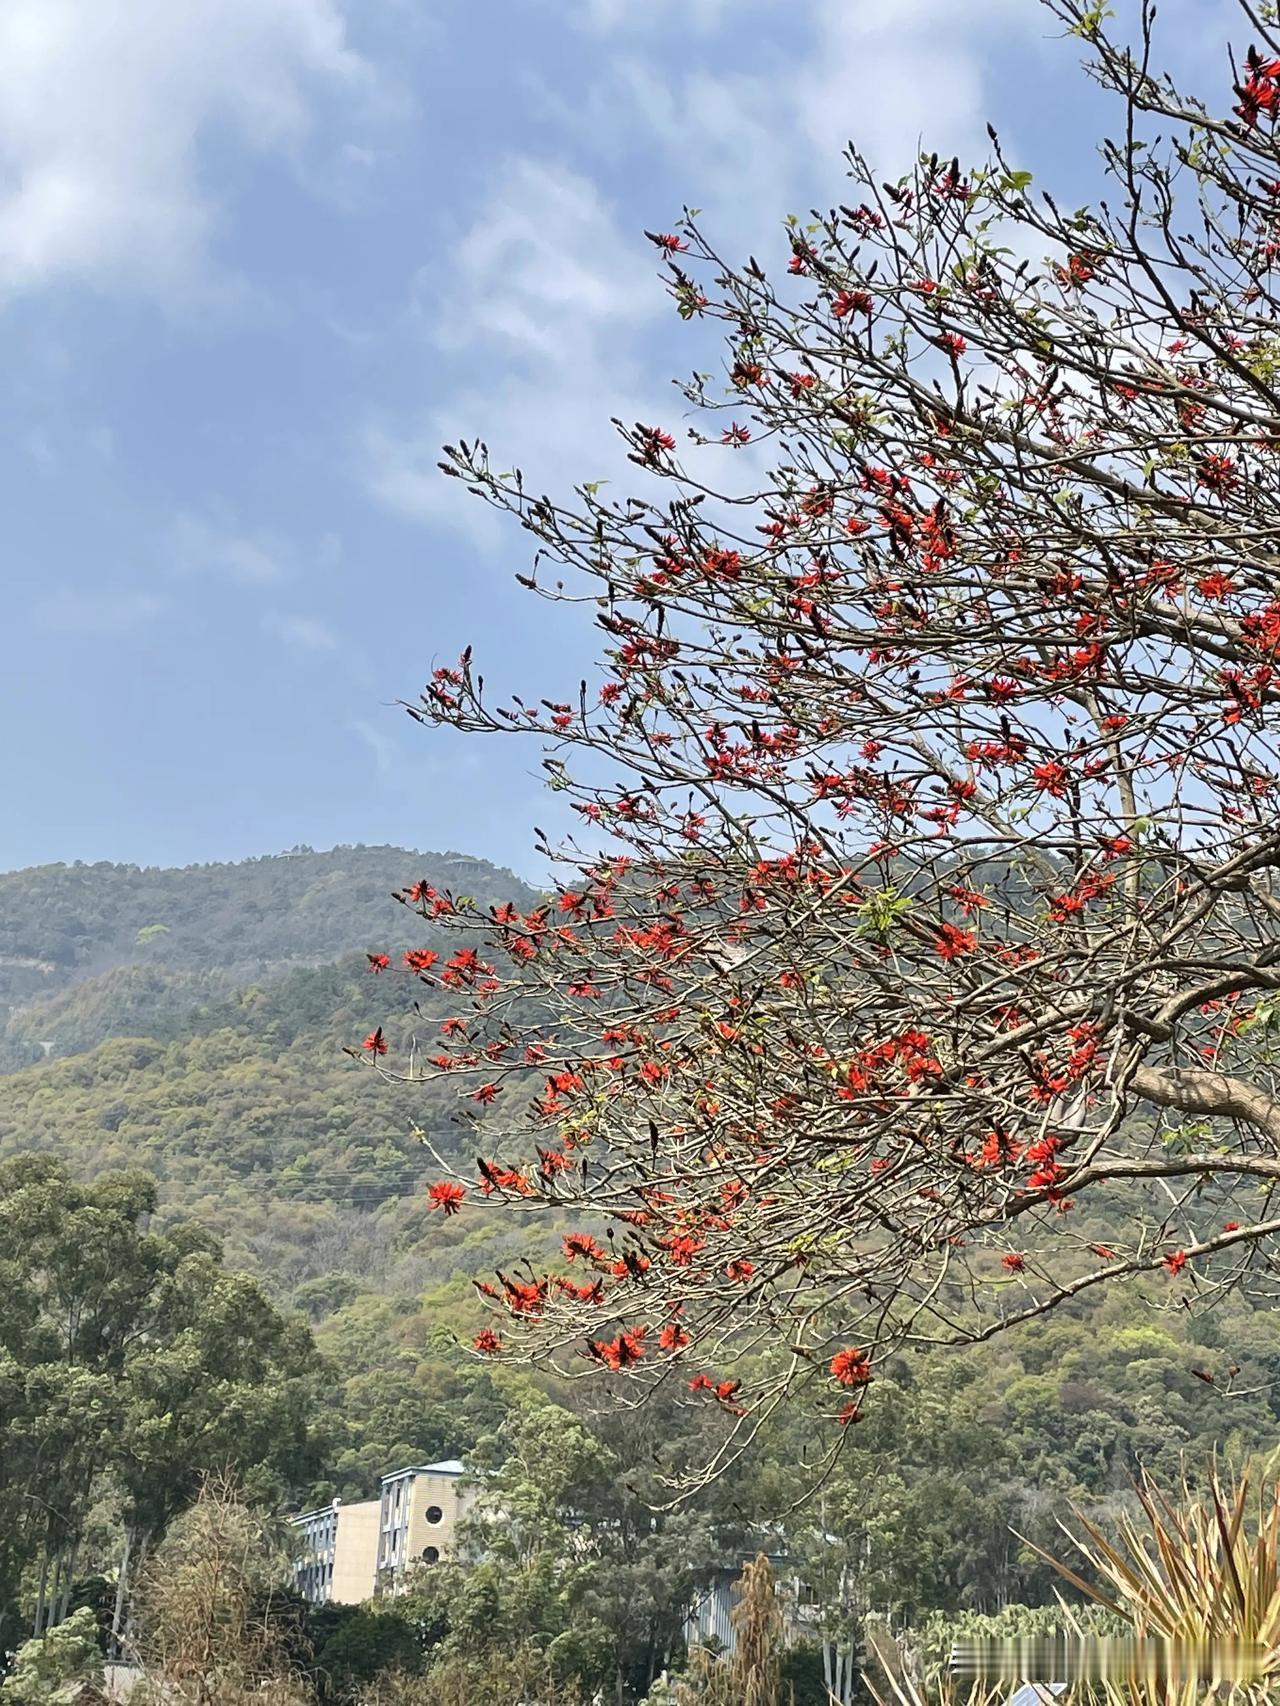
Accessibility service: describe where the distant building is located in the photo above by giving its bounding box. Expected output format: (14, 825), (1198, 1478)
(290, 1496), (381, 1606)
(377, 1459), (480, 1594)
(684, 1551), (822, 1657)
(290, 1458), (480, 1606)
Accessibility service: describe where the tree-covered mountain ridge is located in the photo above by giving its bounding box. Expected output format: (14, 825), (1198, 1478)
(0, 843), (537, 1071)
(0, 844), (544, 1287)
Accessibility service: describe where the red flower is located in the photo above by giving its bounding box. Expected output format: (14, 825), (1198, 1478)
(1032, 760), (1070, 797)
(473, 1328), (503, 1355)
(589, 1328), (647, 1370)
(1092, 1244), (1116, 1260)
(404, 947), (439, 973)
(472, 1082), (500, 1104)
(830, 1346), (872, 1388)
(366, 952), (390, 973)
(639, 425), (677, 464)
(659, 1322), (690, 1351)
(1164, 1249), (1188, 1275)
(726, 1259), (755, 1283)
(689, 1373), (715, 1392)
(833, 289), (874, 318)
(934, 922), (977, 960)
(503, 1277), (547, 1315)
(1197, 570), (1236, 601)
(361, 1028), (388, 1055)
(648, 231), (689, 252)
(1224, 1220), (1241, 1232)
(1002, 1252), (1026, 1273)
(427, 1180), (465, 1215)
(1196, 453), (1237, 493)
(431, 1180), (467, 1221)
(562, 1233), (605, 1263)
(721, 423), (751, 446)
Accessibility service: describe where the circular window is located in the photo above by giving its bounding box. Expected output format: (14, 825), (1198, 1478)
(424, 1504), (444, 1524)
(421, 1545), (440, 1564)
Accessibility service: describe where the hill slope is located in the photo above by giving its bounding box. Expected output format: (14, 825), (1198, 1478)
(0, 843), (535, 1068)
(0, 846), (541, 1290)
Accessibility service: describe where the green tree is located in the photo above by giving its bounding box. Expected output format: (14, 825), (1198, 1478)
(0, 1608), (104, 1705)
(0, 1156), (321, 1655)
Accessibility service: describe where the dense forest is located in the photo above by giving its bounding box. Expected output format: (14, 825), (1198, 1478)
(5, 848), (1280, 1702)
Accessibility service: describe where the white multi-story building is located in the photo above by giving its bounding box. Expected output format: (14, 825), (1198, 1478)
(290, 1457), (479, 1606)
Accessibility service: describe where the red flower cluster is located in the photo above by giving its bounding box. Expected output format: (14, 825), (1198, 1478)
(1236, 50), (1280, 125)
(588, 1327), (647, 1370)
(830, 1347), (873, 1388)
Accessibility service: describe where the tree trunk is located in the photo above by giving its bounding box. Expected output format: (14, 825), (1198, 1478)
(33, 1545), (51, 1638)
(111, 1524), (136, 1656)
(56, 1534), (82, 1625)
(48, 1551), (65, 1633)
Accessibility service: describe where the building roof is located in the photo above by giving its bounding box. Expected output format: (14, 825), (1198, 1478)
(379, 1457), (467, 1484)
(290, 1504), (338, 1526)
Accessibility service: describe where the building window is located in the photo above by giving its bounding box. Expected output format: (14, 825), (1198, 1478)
(421, 1546), (440, 1564)
(424, 1505), (444, 1525)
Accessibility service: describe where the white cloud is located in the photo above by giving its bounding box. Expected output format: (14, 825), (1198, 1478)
(34, 587), (163, 634)
(0, 0), (376, 304)
(576, 0), (731, 32)
(424, 157), (656, 362)
(172, 509), (292, 584)
(349, 717), (396, 775)
(364, 158), (666, 542)
(579, 0), (1041, 244)
(364, 2), (1048, 547)
(265, 612), (339, 652)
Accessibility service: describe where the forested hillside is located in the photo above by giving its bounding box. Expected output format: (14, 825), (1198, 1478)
(0, 846), (541, 1289)
(0, 844), (535, 1064)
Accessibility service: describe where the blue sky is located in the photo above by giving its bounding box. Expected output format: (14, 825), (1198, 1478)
(0, 0), (1231, 882)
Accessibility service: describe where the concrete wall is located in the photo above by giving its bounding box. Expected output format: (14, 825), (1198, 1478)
(331, 1498), (381, 1604)
(403, 1470), (477, 1567)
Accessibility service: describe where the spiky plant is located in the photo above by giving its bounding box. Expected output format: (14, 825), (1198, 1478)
(860, 1464), (1280, 1706)
(1030, 1462), (1280, 1706)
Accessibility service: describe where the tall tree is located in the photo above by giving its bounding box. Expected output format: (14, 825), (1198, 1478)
(110, 1251), (319, 1651)
(359, 0), (1280, 1459)
(0, 1156), (320, 1653)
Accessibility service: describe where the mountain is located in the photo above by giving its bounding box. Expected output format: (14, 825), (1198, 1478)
(0, 844), (535, 1068)
(0, 845), (541, 1288)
